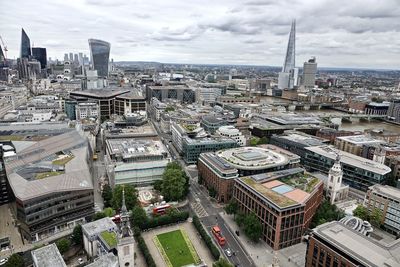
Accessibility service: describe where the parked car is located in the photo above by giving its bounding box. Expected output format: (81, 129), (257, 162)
(0, 258), (8, 266)
(225, 248), (232, 257)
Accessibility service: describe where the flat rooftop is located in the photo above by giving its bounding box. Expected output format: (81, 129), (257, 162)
(275, 130), (328, 146)
(255, 114), (322, 125)
(31, 243), (66, 267)
(313, 221), (400, 267)
(369, 184), (400, 203)
(305, 145), (391, 175)
(199, 153), (238, 177)
(70, 89), (130, 98)
(105, 123), (157, 138)
(106, 139), (167, 159)
(116, 90), (146, 100)
(217, 145), (299, 171)
(85, 253), (119, 267)
(336, 134), (383, 145)
(82, 217), (117, 238)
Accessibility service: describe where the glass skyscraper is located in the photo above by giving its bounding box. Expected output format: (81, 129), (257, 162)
(88, 39), (110, 77)
(32, 47), (47, 69)
(20, 28), (31, 59)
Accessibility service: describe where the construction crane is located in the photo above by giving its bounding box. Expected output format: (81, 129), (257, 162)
(0, 35), (8, 65)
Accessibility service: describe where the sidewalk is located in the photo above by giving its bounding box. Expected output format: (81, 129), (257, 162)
(220, 212), (304, 267)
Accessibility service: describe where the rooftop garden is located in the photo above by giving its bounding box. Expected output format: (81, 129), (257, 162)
(52, 154), (74, 166)
(165, 106), (175, 112)
(279, 173), (320, 193)
(100, 231), (117, 248)
(242, 177), (297, 208)
(183, 124), (197, 132)
(35, 171), (64, 180)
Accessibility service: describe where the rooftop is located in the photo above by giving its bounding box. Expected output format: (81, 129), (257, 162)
(336, 134), (383, 145)
(305, 145), (391, 175)
(199, 153), (238, 178)
(217, 145), (299, 170)
(100, 231), (117, 249)
(116, 90), (146, 100)
(369, 184), (400, 202)
(85, 253), (119, 267)
(275, 130), (328, 146)
(82, 217), (117, 238)
(31, 243), (66, 267)
(70, 89), (129, 98)
(313, 221), (400, 267)
(255, 114), (322, 125)
(106, 139), (167, 159)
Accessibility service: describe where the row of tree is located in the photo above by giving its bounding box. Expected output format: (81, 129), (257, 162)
(192, 215), (220, 260)
(310, 199), (345, 228)
(353, 205), (383, 227)
(131, 207), (189, 230)
(154, 162), (190, 201)
(133, 226), (156, 267)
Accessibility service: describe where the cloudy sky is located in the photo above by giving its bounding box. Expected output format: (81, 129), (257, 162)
(1, 0), (400, 69)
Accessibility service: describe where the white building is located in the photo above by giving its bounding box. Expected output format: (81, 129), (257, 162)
(76, 102), (99, 120)
(302, 57), (317, 90)
(195, 87), (222, 104)
(327, 155), (349, 204)
(216, 125), (246, 146)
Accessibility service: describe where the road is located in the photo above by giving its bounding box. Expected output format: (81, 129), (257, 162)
(92, 131), (105, 211)
(153, 121), (254, 267)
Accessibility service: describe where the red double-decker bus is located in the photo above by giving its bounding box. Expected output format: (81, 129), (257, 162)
(212, 226), (226, 246)
(111, 214), (121, 223)
(152, 204), (171, 215)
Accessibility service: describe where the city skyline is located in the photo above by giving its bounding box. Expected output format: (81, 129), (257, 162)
(1, 0), (400, 69)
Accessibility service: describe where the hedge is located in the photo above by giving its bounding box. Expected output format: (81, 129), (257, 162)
(192, 215), (220, 260)
(133, 226), (157, 267)
(142, 211), (189, 230)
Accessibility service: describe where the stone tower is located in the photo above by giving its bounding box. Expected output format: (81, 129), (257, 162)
(328, 154), (343, 205)
(117, 187), (135, 267)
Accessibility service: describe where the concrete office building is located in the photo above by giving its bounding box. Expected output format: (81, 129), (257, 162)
(234, 168), (323, 250)
(32, 47), (47, 69)
(182, 137), (237, 164)
(146, 85), (195, 104)
(88, 39), (110, 77)
(0, 142), (15, 206)
(365, 101), (390, 115)
(302, 57), (317, 90)
(198, 152), (239, 203)
(365, 185), (400, 235)
(306, 221), (400, 267)
(270, 130), (329, 162)
(114, 90), (146, 116)
(32, 243), (66, 267)
(201, 115), (231, 134)
(75, 102), (99, 120)
(216, 125), (246, 146)
(216, 145), (301, 176)
(149, 97), (167, 121)
(388, 100), (400, 123)
(195, 87), (223, 104)
(334, 134), (383, 157)
(304, 145), (391, 191)
(105, 139), (170, 186)
(5, 131), (94, 241)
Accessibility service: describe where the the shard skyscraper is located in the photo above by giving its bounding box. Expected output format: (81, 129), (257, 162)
(278, 20), (298, 90)
(20, 28), (31, 59)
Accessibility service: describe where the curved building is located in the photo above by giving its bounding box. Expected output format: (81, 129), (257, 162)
(20, 28), (31, 59)
(88, 39), (110, 77)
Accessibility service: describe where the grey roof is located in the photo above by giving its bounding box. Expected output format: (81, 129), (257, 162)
(369, 184), (400, 203)
(85, 253), (119, 267)
(82, 217), (117, 238)
(31, 243), (66, 267)
(305, 145), (391, 175)
(70, 89), (129, 98)
(313, 221), (400, 267)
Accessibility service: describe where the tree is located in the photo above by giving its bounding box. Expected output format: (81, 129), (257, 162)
(56, 238), (71, 254)
(102, 184), (113, 208)
(225, 200), (238, 217)
(72, 224), (82, 245)
(4, 254), (24, 267)
(311, 199), (345, 228)
(243, 212), (262, 242)
(353, 205), (369, 221)
(161, 168), (186, 201)
(93, 211), (107, 220)
(103, 207), (115, 217)
(370, 208), (383, 227)
(112, 184), (138, 211)
(213, 258), (234, 267)
(235, 212), (246, 227)
(153, 179), (163, 192)
(131, 206), (148, 229)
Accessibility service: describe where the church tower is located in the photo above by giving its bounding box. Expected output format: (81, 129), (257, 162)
(117, 187), (135, 267)
(328, 154), (343, 205)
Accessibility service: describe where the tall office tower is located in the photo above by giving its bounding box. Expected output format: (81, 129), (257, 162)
(88, 39), (110, 77)
(32, 47), (47, 69)
(302, 57), (317, 90)
(278, 20), (297, 90)
(64, 53), (69, 62)
(74, 53), (79, 64)
(78, 52), (83, 64)
(20, 28), (32, 58)
(0, 44), (5, 67)
(69, 52), (73, 61)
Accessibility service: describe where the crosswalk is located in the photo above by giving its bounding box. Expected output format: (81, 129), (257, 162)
(191, 201), (208, 218)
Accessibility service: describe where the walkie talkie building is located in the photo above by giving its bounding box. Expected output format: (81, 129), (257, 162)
(88, 39), (110, 78)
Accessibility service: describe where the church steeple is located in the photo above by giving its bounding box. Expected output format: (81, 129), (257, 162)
(328, 153), (343, 204)
(117, 186), (135, 267)
(119, 186), (132, 238)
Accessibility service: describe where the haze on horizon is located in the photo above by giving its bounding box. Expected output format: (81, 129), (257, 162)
(1, 0), (400, 69)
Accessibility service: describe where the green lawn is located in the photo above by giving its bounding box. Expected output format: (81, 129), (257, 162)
(36, 171), (63, 179)
(52, 155), (74, 165)
(156, 230), (197, 267)
(100, 231), (117, 248)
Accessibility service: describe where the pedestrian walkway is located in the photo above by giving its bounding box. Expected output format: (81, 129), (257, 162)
(191, 202), (208, 218)
(220, 212), (304, 267)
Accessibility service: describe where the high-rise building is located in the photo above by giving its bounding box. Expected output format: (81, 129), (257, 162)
(302, 57), (317, 90)
(69, 52), (73, 61)
(20, 28), (31, 59)
(32, 47), (47, 69)
(88, 39), (111, 77)
(0, 44), (5, 66)
(74, 53), (79, 63)
(78, 52), (83, 64)
(64, 53), (69, 62)
(278, 20), (297, 90)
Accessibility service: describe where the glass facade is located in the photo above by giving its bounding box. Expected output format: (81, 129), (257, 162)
(20, 28), (31, 59)
(32, 47), (47, 69)
(88, 39), (110, 77)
